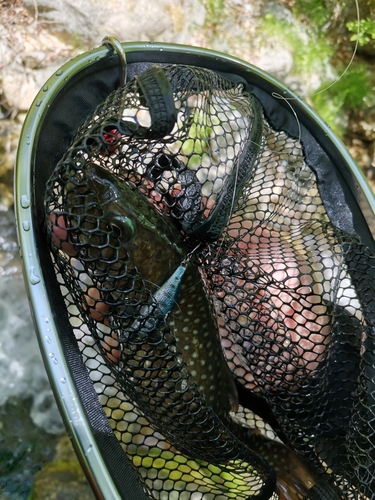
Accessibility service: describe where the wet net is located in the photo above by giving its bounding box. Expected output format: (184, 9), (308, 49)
(44, 64), (375, 499)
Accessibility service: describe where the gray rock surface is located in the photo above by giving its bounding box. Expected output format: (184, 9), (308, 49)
(2, 0), (206, 112)
(23, 0), (206, 46)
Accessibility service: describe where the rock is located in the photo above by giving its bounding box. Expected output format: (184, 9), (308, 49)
(0, 267), (64, 436)
(0, 121), (21, 209)
(29, 460), (94, 500)
(23, 0), (206, 48)
(2, 60), (66, 112)
(29, 435), (95, 500)
(1, 0), (205, 112)
(0, 397), (60, 498)
(0, 6), (76, 112)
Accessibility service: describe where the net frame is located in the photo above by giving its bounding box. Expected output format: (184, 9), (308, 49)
(15, 41), (375, 499)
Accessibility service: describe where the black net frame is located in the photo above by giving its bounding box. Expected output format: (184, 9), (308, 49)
(15, 43), (375, 500)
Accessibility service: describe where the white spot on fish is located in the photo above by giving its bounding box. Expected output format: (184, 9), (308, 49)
(180, 379), (188, 391)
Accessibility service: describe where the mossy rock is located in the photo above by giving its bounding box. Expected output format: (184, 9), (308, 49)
(29, 435), (95, 500)
(29, 460), (95, 500)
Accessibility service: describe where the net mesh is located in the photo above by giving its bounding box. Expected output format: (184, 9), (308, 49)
(44, 64), (375, 499)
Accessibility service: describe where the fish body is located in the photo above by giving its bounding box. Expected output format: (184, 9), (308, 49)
(83, 163), (238, 418)
(50, 163), (278, 498)
(82, 166), (340, 500)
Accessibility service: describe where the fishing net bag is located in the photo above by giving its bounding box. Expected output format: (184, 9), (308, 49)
(16, 40), (375, 500)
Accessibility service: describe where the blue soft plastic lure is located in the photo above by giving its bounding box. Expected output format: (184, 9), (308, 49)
(129, 262), (187, 339)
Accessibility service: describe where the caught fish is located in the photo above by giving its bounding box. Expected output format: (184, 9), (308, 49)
(43, 62), (353, 500)
(48, 164), (340, 500)
(48, 162), (277, 499)
(159, 287), (340, 500)
(83, 163), (240, 419)
(115, 232), (340, 500)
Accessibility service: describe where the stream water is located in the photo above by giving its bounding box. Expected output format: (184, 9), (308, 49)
(0, 123), (64, 498)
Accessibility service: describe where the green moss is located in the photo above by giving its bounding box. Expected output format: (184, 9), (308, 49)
(28, 460), (93, 500)
(259, 12), (334, 77)
(260, 13), (291, 42)
(292, 0), (337, 34)
(201, 0), (226, 31)
(257, 3), (375, 137)
(310, 62), (375, 135)
(295, 37), (334, 76)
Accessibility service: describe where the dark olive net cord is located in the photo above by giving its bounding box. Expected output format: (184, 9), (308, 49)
(45, 64), (375, 499)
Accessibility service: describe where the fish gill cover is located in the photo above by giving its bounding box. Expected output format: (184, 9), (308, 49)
(44, 64), (375, 499)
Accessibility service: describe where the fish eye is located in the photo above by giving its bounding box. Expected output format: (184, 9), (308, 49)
(103, 185), (115, 201)
(111, 215), (135, 241)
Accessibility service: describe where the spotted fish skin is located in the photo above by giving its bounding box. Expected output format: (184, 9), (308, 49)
(129, 249), (240, 417)
(83, 163), (238, 418)
(168, 259), (240, 417)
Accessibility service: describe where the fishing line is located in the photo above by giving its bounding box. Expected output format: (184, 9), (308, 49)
(173, 243), (205, 296)
(311, 0), (360, 97)
(214, 184), (239, 260)
(271, 91), (302, 144)
(271, 0), (360, 138)
(183, 242), (202, 265)
(143, 242), (202, 315)
(214, 130), (264, 262)
(181, 279), (206, 295)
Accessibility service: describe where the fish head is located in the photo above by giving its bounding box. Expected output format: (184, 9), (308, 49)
(81, 163), (185, 285)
